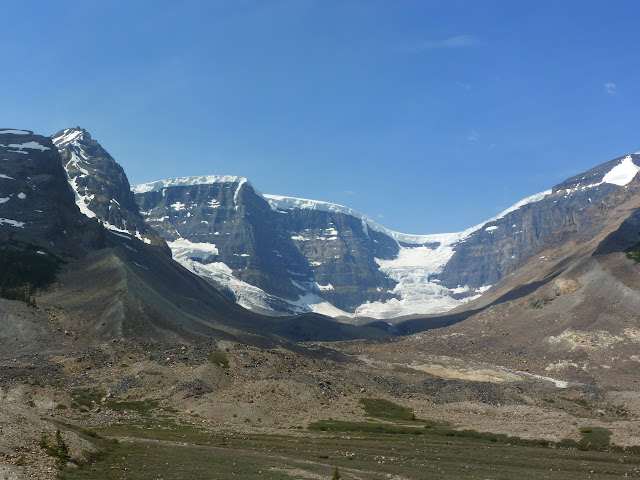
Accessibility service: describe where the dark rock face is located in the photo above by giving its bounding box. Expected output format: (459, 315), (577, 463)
(51, 128), (168, 254)
(0, 129), (105, 254)
(280, 208), (399, 310)
(595, 206), (640, 255)
(134, 179), (399, 313)
(136, 179), (307, 301)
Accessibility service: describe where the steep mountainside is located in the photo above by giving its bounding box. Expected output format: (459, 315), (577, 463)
(0, 128), (105, 254)
(133, 153), (640, 320)
(0, 128), (387, 346)
(345, 171), (640, 390)
(51, 128), (168, 254)
(395, 224), (640, 388)
(134, 177), (401, 317)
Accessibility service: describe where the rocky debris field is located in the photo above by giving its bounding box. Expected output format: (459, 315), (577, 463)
(1, 335), (640, 478)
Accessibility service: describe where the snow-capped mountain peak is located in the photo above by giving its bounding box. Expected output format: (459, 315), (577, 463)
(51, 128), (168, 251)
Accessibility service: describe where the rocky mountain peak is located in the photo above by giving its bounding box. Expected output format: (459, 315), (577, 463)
(51, 128), (169, 254)
(51, 127), (89, 148)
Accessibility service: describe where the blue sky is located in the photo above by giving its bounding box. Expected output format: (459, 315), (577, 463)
(2, 1), (640, 234)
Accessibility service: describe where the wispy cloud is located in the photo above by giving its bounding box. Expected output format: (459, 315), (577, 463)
(344, 190), (356, 196)
(456, 81), (471, 91)
(467, 129), (479, 141)
(417, 35), (479, 50)
(604, 82), (617, 95)
(377, 213), (385, 219)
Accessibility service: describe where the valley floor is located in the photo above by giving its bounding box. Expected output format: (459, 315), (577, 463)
(2, 338), (640, 479)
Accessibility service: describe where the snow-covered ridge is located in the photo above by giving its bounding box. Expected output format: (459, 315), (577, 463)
(127, 154), (635, 319)
(132, 175), (250, 194)
(53, 128), (153, 244)
(555, 155), (640, 198)
(133, 175), (553, 246)
(0, 129), (32, 135)
(52, 128), (86, 147)
(265, 194), (459, 245)
(265, 189), (552, 246)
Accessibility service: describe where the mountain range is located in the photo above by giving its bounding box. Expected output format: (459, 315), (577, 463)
(3, 126), (640, 478)
(48, 127), (640, 322)
(2, 126), (640, 344)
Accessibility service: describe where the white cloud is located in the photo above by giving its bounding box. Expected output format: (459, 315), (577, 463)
(456, 82), (471, 91)
(377, 213), (385, 219)
(467, 129), (479, 141)
(604, 82), (617, 95)
(418, 35), (479, 50)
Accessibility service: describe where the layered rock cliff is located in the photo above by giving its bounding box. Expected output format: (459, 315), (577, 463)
(134, 154), (640, 320)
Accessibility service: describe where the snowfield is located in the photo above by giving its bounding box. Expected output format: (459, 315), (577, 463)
(354, 245), (488, 319)
(602, 155), (640, 186)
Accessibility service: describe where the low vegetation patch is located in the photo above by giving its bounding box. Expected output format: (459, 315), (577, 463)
(308, 419), (553, 447)
(578, 427), (612, 450)
(309, 420), (425, 435)
(102, 399), (159, 417)
(562, 397), (590, 408)
(310, 398), (614, 452)
(58, 417), (640, 480)
(70, 388), (106, 410)
(359, 398), (416, 421)
(627, 244), (640, 263)
(207, 351), (230, 369)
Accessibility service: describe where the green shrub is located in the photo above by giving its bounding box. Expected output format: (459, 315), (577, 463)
(39, 429), (70, 469)
(558, 438), (579, 449)
(308, 420), (424, 435)
(627, 245), (640, 263)
(80, 428), (101, 438)
(70, 389), (106, 409)
(103, 399), (159, 416)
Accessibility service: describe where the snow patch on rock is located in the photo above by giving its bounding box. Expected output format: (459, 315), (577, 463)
(0, 218), (25, 228)
(602, 155), (640, 186)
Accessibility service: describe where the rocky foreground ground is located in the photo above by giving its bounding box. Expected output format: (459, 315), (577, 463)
(1, 334), (639, 479)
